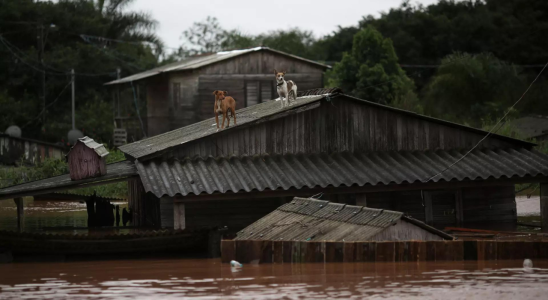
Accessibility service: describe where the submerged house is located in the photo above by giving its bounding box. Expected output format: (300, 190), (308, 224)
(105, 47), (330, 141)
(235, 197), (454, 242)
(2, 88), (548, 241)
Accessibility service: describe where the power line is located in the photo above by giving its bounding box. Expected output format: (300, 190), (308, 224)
(424, 60), (548, 183)
(0, 35), (117, 77)
(22, 80), (72, 129)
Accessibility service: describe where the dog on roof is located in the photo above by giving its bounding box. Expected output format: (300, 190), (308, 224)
(213, 90), (237, 130)
(275, 70), (297, 108)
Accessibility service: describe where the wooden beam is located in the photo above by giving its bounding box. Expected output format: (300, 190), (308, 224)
(174, 175), (548, 203)
(541, 183), (548, 233)
(13, 197), (24, 232)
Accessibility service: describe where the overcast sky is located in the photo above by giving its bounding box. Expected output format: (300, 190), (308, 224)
(132, 0), (440, 50)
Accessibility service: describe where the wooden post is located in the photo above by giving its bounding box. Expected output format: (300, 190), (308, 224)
(541, 183), (548, 233)
(356, 193), (367, 207)
(174, 203), (186, 230)
(424, 192), (433, 225)
(14, 197), (24, 232)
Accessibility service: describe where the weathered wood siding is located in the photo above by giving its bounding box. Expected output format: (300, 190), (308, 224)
(144, 50), (326, 136)
(174, 98), (517, 159)
(128, 179), (161, 227)
(371, 220), (444, 241)
(67, 143), (106, 181)
(462, 185), (517, 230)
(0, 135), (64, 166)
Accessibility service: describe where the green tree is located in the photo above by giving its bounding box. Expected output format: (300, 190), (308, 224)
(0, 0), (160, 143)
(329, 26), (417, 106)
(423, 53), (525, 126)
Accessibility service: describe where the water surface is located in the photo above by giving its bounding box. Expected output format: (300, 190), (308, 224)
(1, 259), (547, 299)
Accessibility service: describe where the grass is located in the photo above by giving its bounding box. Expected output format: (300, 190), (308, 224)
(0, 149), (128, 198)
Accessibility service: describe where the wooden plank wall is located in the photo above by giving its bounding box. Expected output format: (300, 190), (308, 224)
(221, 240), (548, 264)
(462, 185), (517, 230)
(146, 76), (170, 137)
(175, 98), (519, 159)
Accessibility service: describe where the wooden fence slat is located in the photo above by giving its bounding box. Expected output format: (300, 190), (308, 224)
(434, 241), (448, 261)
(325, 242), (344, 263)
(273, 241), (283, 263)
(343, 242), (355, 263)
(425, 241), (436, 261)
(463, 241), (478, 260)
(376, 242), (395, 262)
(261, 241), (273, 264)
(221, 240), (235, 263)
(283, 241), (292, 263)
(292, 241), (301, 263)
(395, 241), (409, 262)
(477, 241), (497, 261)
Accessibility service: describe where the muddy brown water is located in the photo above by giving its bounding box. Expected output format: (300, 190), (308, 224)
(1, 259), (547, 299)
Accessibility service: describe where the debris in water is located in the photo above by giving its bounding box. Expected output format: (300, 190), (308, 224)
(230, 260), (243, 268)
(523, 259), (533, 269)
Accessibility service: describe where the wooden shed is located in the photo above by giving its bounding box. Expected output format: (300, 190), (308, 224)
(66, 137), (109, 181)
(235, 197), (454, 242)
(105, 47), (330, 140)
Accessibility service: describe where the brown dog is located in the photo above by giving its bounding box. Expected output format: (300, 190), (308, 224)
(213, 90), (237, 129)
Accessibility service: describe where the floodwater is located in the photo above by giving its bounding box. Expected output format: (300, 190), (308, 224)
(0, 198), (128, 234)
(0, 259), (547, 299)
(516, 195), (541, 216)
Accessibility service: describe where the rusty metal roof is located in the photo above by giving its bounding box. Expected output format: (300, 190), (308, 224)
(0, 161), (137, 200)
(136, 148), (548, 198)
(69, 136), (109, 158)
(105, 47), (330, 85)
(234, 197), (453, 241)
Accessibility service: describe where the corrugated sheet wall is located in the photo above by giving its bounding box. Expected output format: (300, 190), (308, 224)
(175, 98), (518, 159)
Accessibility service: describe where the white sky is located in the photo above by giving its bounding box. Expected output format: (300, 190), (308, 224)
(132, 0), (440, 50)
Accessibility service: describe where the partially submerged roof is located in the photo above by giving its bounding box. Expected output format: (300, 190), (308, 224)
(0, 161), (137, 200)
(137, 148), (548, 198)
(234, 197), (454, 241)
(105, 47), (331, 85)
(119, 89), (534, 161)
(69, 136), (109, 158)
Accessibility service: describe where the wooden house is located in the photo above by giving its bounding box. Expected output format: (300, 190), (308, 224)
(3, 89), (548, 243)
(0, 133), (64, 166)
(66, 137), (109, 181)
(105, 47), (330, 141)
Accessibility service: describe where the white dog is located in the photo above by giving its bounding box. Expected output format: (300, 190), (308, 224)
(275, 70), (297, 108)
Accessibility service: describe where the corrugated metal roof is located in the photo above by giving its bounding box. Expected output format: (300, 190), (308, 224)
(136, 148), (548, 198)
(118, 94), (327, 159)
(105, 47), (330, 85)
(0, 161), (137, 200)
(69, 136), (109, 158)
(234, 197), (452, 241)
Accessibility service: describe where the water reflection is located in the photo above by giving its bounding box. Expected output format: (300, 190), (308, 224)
(0, 198), (128, 234)
(0, 259), (547, 299)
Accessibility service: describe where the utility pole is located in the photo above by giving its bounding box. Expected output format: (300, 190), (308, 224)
(71, 69), (75, 130)
(37, 24), (46, 124)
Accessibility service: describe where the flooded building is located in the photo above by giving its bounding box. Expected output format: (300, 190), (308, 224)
(0, 132), (64, 166)
(2, 88), (548, 245)
(105, 47), (330, 141)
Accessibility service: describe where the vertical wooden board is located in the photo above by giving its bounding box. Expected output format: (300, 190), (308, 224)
(376, 242), (395, 262)
(520, 242), (538, 260)
(408, 241), (424, 262)
(395, 241), (409, 262)
(477, 241), (497, 261)
(375, 108), (387, 151)
(369, 107), (376, 151)
(343, 242), (356, 263)
(261, 241), (273, 264)
(291, 241), (301, 263)
(303, 242), (323, 263)
(325, 242), (344, 263)
(361, 106), (370, 151)
(463, 241), (478, 261)
(496, 241), (513, 260)
(387, 111), (398, 151)
(434, 241), (448, 261)
(538, 242), (548, 259)
(235, 240), (250, 264)
(273, 241), (284, 263)
(260, 123), (267, 155)
(221, 240), (236, 263)
(396, 116), (403, 151)
(283, 241), (292, 263)
(425, 241), (436, 261)
(453, 241), (464, 261)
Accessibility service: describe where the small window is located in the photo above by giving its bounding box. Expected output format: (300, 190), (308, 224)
(172, 82), (192, 108)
